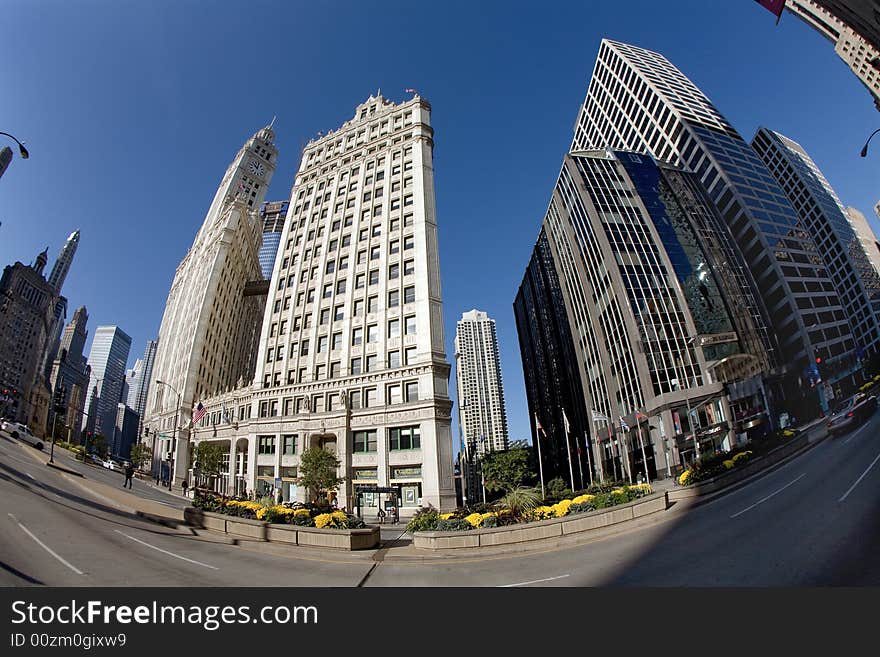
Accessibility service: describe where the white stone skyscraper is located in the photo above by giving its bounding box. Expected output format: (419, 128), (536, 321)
(455, 309), (509, 504)
(146, 124), (277, 486)
(191, 93), (456, 514)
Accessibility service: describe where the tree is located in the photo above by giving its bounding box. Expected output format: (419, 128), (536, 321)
(193, 441), (225, 478)
(129, 443), (152, 469)
(90, 434), (108, 458)
(481, 447), (535, 493)
(297, 446), (344, 504)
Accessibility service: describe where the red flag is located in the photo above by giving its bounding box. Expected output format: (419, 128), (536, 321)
(755, 0), (784, 18)
(535, 413), (547, 437)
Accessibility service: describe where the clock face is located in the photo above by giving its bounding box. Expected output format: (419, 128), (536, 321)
(248, 159), (266, 178)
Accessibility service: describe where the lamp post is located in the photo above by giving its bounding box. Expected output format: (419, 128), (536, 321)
(0, 132), (29, 159)
(860, 128), (880, 157)
(155, 380), (181, 490)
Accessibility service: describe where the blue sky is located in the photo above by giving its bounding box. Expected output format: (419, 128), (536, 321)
(2, 0), (879, 449)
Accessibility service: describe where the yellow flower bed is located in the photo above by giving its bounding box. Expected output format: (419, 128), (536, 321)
(225, 500), (264, 512)
(293, 508), (311, 518)
(679, 470), (693, 486)
(732, 451), (752, 464)
(723, 459), (735, 470)
(572, 494), (595, 504)
(552, 499), (573, 517)
(439, 512), (455, 520)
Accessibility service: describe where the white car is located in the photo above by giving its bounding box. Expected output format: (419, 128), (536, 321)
(103, 459), (121, 471)
(4, 422), (44, 450)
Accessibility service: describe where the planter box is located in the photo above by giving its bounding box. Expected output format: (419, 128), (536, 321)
(668, 433), (812, 502)
(412, 492), (669, 550)
(295, 525), (380, 550)
(184, 508), (379, 550)
(226, 516), (267, 541)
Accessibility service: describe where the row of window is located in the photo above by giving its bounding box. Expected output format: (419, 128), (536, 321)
(353, 426), (421, 452)
(262, 344), (420, 388)
(256, 380), (421, 416)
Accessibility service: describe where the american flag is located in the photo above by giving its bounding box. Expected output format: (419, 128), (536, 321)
(535, 413), (547, 437)
(405, 88), (419, 95)
(192, 402), (206, 425)
(619, 416), (630, 432)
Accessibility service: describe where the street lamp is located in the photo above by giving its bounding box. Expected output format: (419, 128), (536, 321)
(0, 132), (29, 159)
(860, 128), (880, 157)
(155, 379), (181, 490)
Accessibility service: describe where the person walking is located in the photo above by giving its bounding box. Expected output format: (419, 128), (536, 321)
(123, 462), (134, 489)
(181, 479), (189, 498)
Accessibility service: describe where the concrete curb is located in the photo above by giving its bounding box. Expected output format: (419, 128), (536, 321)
(45, 461), (85, 477)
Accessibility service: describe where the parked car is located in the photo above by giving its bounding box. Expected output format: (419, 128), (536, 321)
(4, 422), (43, 450)
(102, 458), (121, 471)
(827, 393), (877, 436)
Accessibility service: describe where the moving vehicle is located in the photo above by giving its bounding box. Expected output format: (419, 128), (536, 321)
(2, 421), (44, 450)
(103, 458), (121, 471)
(827, 393), (877, 436)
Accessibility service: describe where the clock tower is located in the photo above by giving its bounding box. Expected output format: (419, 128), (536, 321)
(147, 122), (281, 487)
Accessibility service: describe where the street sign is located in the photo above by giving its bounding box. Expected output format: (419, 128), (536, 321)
(274, 477), (282, 488)
(355, 485), (394, 493)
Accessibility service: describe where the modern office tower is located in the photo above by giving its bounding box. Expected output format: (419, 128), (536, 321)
(193, 93), (455, 514)
(0, 249), (59, 427)
(83, 326), (132, 440)
(48, 230), (80, 293)
(127, 339), (157, 438)
(48, 306), (91, 440)
(783, 1), (880, 110)
(875, 200), (880, 221)
(846, 206), (880, 276)
(111, 403), (139, 460)
(516, 150), (773, 483)
(753, 128), (880, 384)
(146, 124), (277, 486)
(259, 200), (289, 279)
(572, 38), (851, 417)
(455, 309), (509, 503)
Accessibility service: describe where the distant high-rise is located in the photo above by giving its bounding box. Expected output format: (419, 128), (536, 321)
(127, 339), (157, 437)
(847, 206), (880, 276)
(41, 231), (79, 383)
(515, 151), (772, 484)
(83, 326), (132, 439)
(783, 1), (880, 111)
(0, 248), (59, 427)
(259, 200), (289, 279)
(146, 124), (277, 485)
(573, 38), (850, 415)
(48, 230), (80, 293)
(48, 306), (91, 439)
(753, 127), (880, 364)
(455, 310), (509, 502)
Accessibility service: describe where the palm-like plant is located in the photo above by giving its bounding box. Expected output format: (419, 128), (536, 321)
(495, 486), (543, 522)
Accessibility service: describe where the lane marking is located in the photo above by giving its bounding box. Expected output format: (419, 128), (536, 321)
(499, 574), (570, 587)
(843, 423), (870, 445)
(730, 473), (807, 518)
(26, 473), (34, 479)
(7, 513), (85, 576)
(114, 530), (219, 570)
(838, 451), (880, 503)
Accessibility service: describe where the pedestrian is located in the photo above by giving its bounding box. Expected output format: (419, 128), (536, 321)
(123, 462), (134, 489)
(181, 479), (188, 497)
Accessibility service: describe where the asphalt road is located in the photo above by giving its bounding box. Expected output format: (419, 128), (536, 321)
(1, 410), (878, 587)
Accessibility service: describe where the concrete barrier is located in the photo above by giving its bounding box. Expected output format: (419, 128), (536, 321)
(184, 509), (379, 550)
(412, 492), (669, 550)
(668, 432), (816, 503)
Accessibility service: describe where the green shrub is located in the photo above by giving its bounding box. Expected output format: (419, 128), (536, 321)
(434, 518), (472, 531)
(480, 514), (498, 528)
(569, 502), (595, 514)
(406, 508), (440, 533)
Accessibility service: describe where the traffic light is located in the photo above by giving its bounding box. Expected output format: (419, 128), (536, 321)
(816, 357), (822, 364)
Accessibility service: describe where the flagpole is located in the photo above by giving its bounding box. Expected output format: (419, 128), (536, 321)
(576, 436), (587, 489)
(637, 415), (650, 484)
(608, 420), (620, 482)
(562, 411), (575, 492)
(534, 413), (546, 500)
(564, 424), (575, 492)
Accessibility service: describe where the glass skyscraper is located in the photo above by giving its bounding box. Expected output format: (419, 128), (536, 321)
(572, 39), (851, 416)
(516, 150), (773, 482)
(83, 326), (132, 439)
